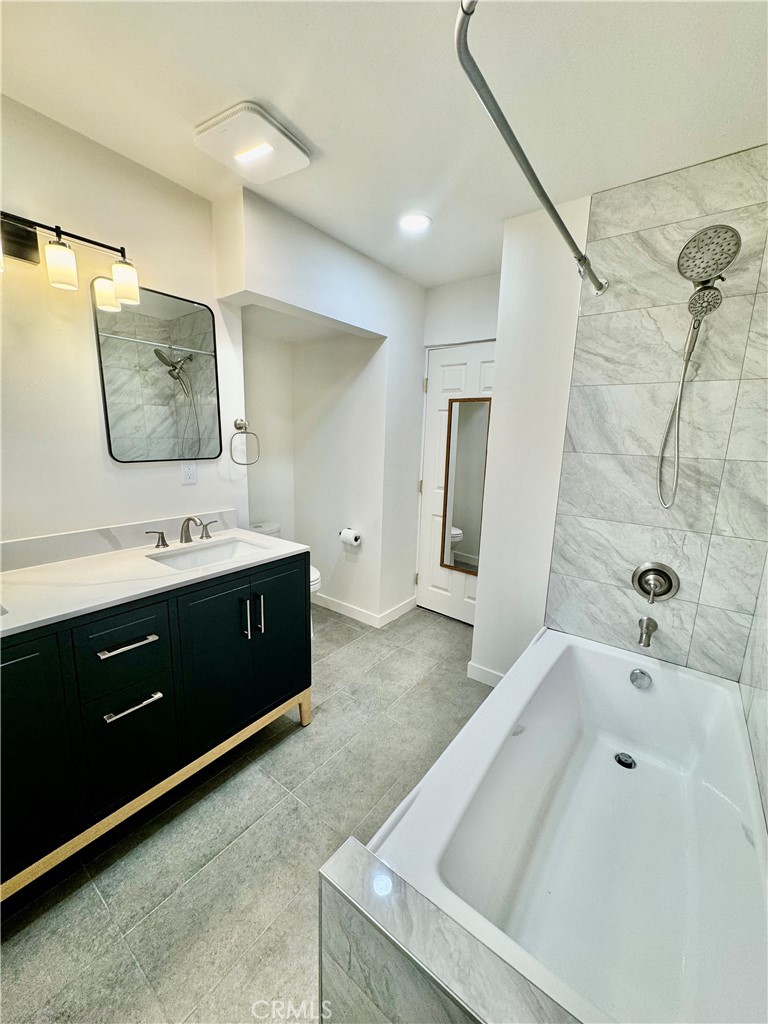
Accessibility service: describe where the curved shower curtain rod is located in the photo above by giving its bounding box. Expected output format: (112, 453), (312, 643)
(455, 0), (608, 295)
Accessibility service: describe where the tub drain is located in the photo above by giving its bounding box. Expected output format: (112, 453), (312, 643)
(615, 752), (636, 769)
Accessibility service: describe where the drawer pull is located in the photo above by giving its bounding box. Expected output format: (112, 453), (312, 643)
(257, 593), (266, 634)
(104, 691), (163, 723)
(243, 598), (252, 640)
(96, 633), (160, 661)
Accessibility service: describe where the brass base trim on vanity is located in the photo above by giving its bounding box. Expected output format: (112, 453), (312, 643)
(0, 687), (313, 901)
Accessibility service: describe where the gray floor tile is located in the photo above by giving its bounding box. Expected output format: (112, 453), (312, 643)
(126, 796), (340, 1023)
(88, 759), (285, 933)
(186, 885), (319, 1024)
(312, 606), (370, 637)
(388, 661), (489, 727)
(309, 659), (349, 707)
(402, 618), (473, 664)
(311, 622), (365, 664)
(314, 633), (401, 686)
(249, 691), (374, 791)
(352, 764), (430, 847)
(1, 869), (123, 1022)
(343, 647), (438, 713)
(294, 716), (448, 836)
(374, 607), (443, 646)
(23, 940), (167, 1024)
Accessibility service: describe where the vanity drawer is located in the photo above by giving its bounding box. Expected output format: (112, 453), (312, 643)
(81, 671), (179, 817)
(73, 602), (171, 702)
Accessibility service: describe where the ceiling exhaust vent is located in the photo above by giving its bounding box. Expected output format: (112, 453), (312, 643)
(193, 102), (310, 185)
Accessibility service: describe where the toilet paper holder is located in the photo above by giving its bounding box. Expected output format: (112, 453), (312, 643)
(229, 418), (261, 467)
(339, 528), (362, 546)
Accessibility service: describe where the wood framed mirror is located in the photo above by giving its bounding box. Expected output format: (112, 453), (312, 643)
(439, 396), (491, 575)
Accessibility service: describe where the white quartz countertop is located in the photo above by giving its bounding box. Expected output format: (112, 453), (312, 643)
(0, 529), (309, 638)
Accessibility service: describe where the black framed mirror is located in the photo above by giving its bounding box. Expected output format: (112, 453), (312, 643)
(92, 285), (222, 462)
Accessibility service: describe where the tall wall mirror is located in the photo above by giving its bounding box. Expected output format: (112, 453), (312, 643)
(440, 397), (491, 575)
(92, 285), (222, 462)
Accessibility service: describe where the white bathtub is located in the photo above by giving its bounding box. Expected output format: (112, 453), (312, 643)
(372, 629), (767, 1024)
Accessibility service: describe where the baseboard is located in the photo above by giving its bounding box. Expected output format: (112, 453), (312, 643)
(312, 593), (417, 629)
(467, 660), (503, 687)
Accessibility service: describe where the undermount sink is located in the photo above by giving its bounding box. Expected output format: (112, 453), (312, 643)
(147, 537), (269, 572)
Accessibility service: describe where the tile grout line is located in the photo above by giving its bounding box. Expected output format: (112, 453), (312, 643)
(122, 791), (295, 938)
(585, 197), (767, 246)
(555, 507), (766, 545)
(179, 881), (318, 1024)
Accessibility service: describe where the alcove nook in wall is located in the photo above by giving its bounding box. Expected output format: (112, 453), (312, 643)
(241, 303), (386, 623)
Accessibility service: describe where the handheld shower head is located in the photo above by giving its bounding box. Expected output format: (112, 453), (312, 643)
(688, 284), (722, 319)
(677, 224), (741, 284)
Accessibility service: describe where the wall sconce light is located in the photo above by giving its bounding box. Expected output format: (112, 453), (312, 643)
(45, 231), (79, 290)
(93, 276), (121, 312)
(111, 256), (140, 305)
(0, 211), (140, 301)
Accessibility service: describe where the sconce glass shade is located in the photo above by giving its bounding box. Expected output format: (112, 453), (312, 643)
(94, 276), (121, 312)
(112, 257), (140, 305)
(45, 239), (79, 290)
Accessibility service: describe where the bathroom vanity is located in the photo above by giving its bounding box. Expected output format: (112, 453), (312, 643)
(0, 530), (311, 897)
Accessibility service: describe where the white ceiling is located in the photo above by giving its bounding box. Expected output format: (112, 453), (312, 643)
(3, 2), (766, 288)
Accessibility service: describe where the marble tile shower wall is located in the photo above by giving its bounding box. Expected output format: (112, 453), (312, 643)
(99, 308), (219, 460)
(545, 146), (768, 688)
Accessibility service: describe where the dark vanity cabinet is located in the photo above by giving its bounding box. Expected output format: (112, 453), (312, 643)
(179, 557), (309, 756)
(0, 552), (310, 887)
(0, 636), (80, 879)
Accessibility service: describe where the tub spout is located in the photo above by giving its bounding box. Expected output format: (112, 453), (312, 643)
(638, 617), (657, 648)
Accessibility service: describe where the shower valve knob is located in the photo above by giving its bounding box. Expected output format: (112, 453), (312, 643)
(632, 563), (680, 604)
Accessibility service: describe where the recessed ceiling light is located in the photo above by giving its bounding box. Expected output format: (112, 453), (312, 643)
(399, 212), (432, 233)
(234, 142), (274, 164)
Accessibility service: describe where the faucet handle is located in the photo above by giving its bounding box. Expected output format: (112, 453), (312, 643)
(145, 531), (169, 549)
(199, 520), (217, 540)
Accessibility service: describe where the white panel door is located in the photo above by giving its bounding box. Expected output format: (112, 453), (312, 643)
(417, 342), (495, 623)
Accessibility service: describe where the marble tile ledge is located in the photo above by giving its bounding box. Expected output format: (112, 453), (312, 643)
(320, 839), (584, 1024)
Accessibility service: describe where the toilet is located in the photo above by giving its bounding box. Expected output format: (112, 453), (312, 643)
(450, 525), (463, 550)
(251, 521), (321, 636)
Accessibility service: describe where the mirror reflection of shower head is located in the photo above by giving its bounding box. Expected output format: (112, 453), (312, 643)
(153, 348), (193, 396)
(677, 224), (741, 285)
(153, 348), (176, 368)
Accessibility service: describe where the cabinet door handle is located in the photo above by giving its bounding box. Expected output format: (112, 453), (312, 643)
(96, 633), (159, 660)
(243, 598), (252, 640)
(257, 593), (266, 634)
(103, 691), (163, 723)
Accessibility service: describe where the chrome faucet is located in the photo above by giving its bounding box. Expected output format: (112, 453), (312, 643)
(638, 617), (657, 648)
(179, 516), (202, 544)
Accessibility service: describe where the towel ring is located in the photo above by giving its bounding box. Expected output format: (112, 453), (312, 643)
(229, 418), (260, 466)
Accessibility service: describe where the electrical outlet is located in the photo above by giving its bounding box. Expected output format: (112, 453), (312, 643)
(181, 462), (197, 485)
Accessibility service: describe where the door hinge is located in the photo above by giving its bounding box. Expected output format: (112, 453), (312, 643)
(424, 377), (428, 393)
(415, 573), (419, 585)
(418, 479), (423, 494)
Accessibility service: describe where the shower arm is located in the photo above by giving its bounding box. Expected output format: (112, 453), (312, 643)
(455, 0), (608, 295)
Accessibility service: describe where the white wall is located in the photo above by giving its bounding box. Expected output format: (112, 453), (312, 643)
(293, 334), (386, 616)
(1, 98), (249, 539)
(217, 189), (426, 621)
(423, 273), (500, 347)
(240, 308), (296, 538)
(470, 198), (590, 684)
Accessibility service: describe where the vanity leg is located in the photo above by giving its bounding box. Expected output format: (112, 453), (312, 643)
(299, 690), (312, 726)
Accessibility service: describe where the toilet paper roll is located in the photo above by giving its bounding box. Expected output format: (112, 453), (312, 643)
(339, 528), (362, 547)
